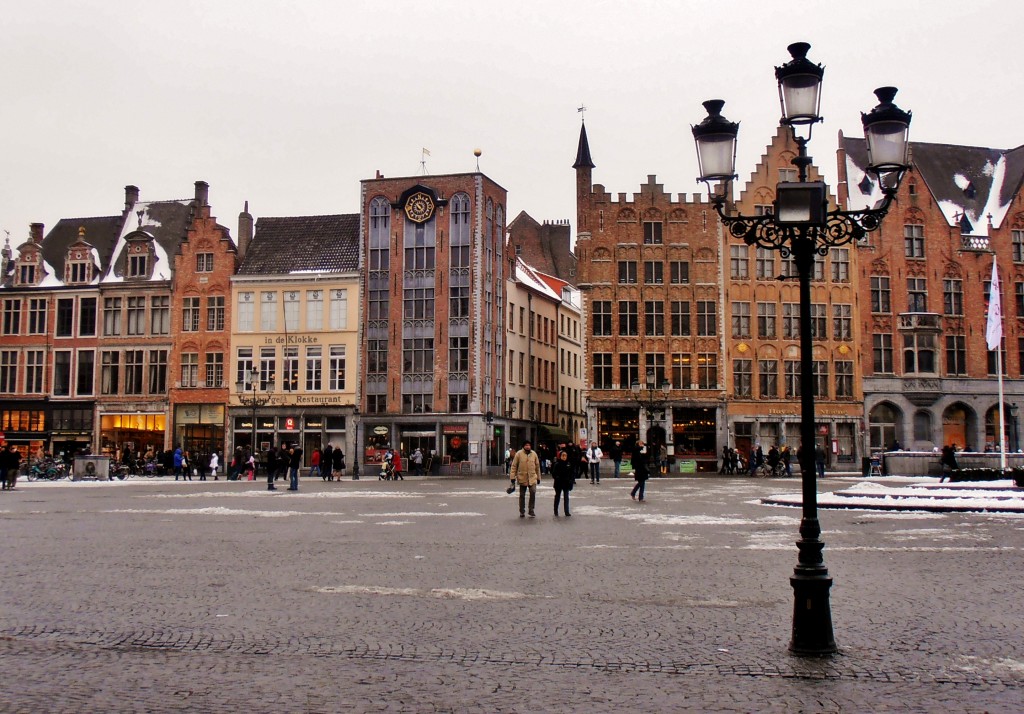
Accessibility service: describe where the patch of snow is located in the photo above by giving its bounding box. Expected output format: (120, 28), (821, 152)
(40, 260), (62, 287)
(953, 173), (970, 190)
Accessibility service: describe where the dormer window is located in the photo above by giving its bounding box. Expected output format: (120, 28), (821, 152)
(129, 253), (148, 278)
(70, 262), (89, 283)
(19, 264), (36, 285)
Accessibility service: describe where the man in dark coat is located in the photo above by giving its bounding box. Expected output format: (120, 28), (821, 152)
(287, 444), (303, 491)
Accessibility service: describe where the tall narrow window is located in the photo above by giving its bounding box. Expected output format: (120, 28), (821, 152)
(151, 295), (169, 334)
(670, 261), (690, 284)
(25, 350), (44, 393)
(306, 290), (323, 330)
(783, 303), (800, 339)
(672, 354), (692, 389)
(450, 193), (471, 269)
(182, 296), (200, 332)
(643, 261), (664, 284)
(784, 360), (801, 398)
(619, 353), (639, 391)
(671, 301), (691, 336)
(2, 298), (21, 335)
(729, 245), (749, 279)
(282, 346), (299, 391)
(644, 301), (664, 336)
(56, 298), (74, 336)
(697, 353), (717, 389)
(124, 350), (144, 394)
(0, 350), (17, 393)
(731, 302), (750, 338)
(449, 336), (470, 372)
(697, 301), (716, 336)
(831, 248), (850, 283)
(259, 347), (276, 389)
(205, 352), (224, 388)
(1013, 230), (1024, 263)
(369, 197), (391, 270)
(283, 292), (299, 332)
(28, 298), (47, 334)
(148, 349), (167, 393)
(126, 296), (145, 335)
(593, 353), (612, 389)
(103, 297), (121, 336)
(207, 296), (225, 331)
(943, 279), (963, 316)
(873, 334), (894, 374)
(759, 360), (778, 398)
(810, 303), (827, 340)
(236, 292), (254, 331)
(77, 350), (95, 395)
(946, 335), (967, 376)
(757, 302), (776, 338)
(904, 224), (925, 258)
(618, 301), (638, 336)
(260, 292), (277, 331)
(305, 346), (322, 390)
(733, 359), (752, 397)
(870, 276), (891, 313)
(180, 353), (198, 388)
(592, 301), (612, 336)
(329, 290), (347, 330)
(835, 360), (853, 397)
(129, 253), (148, 277)
(755, 247), (775, 280)
(618, 261), (637, 284)
(53, 352), (72, 396)
(235, 347), (253, 386)
(367, 339), (387, 375)
(101, 351), (120, 394)
(833, 304), (852, 340)
(907, 278), (928, 312)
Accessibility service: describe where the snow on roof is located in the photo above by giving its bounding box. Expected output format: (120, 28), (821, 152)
(101, 200), (192, 284)
(40, 260), (63, 287)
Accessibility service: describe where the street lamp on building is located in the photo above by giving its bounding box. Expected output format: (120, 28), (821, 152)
(692, 42), (912, 656)
(631, 369), (671, 421)
(235, 368), (274, 461)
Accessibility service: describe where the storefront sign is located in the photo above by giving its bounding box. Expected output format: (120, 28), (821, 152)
(678, 459), (697, 473)
(295, 395), (348, 405)
(442, 425), (467, 434)
(373, 426), (390, 436)
(284, 417), (296, 431)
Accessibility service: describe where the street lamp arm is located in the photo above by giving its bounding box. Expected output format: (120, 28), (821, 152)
(709, 187), (899, 254)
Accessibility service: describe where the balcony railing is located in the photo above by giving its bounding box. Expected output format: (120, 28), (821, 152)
(897, 312), (941, 330)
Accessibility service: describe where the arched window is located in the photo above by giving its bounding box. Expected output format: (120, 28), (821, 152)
(913, 410), (931, 443)
(869, 402), (901, 451)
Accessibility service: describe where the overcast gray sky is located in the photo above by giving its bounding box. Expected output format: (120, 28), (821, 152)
(3, 0), (1021, 245)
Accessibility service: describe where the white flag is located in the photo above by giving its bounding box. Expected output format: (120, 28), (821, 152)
(986, 256), (1003, 350)
(422, 147), (431, 157)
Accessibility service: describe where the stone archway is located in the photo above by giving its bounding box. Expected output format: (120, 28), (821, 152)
(941, 402), (976, 451)
(868, 402), (903, 451)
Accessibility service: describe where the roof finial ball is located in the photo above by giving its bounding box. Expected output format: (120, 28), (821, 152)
(474, 148), (482, 171)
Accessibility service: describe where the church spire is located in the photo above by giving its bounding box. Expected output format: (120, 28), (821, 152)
(572, 120), (595, 170)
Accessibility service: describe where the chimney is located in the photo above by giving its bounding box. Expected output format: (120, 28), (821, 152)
(125, 185), (139, 212)
(30, 223), (44, 244)
(237, 200), (253, 261)
(194, 180), (209, 206)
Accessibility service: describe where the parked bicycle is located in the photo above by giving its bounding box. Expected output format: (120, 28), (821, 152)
(25, 459), (71, 481)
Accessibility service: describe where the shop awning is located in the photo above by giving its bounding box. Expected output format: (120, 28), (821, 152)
(540, 425), (572, 441)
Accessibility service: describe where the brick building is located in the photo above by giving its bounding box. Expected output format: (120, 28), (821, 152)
(724, 127), (865, 469)
(507, 211), (577, 284)
(840, 136), (1024, 453)
(573, 122), (724, 471)
(167, 183), (239, 459)
(357, 172), (508, 472)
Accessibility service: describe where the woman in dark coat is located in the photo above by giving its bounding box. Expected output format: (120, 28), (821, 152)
(331, 447), (345, 480)
(631, 441), (650, 502)
(551, 449), (574, 516)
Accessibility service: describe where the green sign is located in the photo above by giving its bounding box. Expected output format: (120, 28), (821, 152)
(493, 427), (503, 435)
(678, 459), (697, 473)
(619, 459), (633, 473)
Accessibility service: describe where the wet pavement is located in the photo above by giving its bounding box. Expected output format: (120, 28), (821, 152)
(2, 475), (1022, 712)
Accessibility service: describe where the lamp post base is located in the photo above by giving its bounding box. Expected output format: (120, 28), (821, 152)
(789, 568), (837, 656)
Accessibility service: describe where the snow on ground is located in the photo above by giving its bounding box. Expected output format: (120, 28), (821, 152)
(764, 478), (1024, 513)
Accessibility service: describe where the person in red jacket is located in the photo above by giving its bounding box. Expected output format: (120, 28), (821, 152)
(390, 449), (404, 480)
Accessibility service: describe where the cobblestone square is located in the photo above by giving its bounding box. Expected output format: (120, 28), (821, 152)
(2, 475), (1023, 712)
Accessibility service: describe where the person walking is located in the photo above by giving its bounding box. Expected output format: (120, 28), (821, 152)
(1, 444), (21, 490)
(609, 440), (623, 478)
(310, 447), (322, 480)
(781, 445), (792, 477)
(720, 445), (730, 474)
(814, 444), (827, 479)
(173, 445), (184, 481)
(503, 445), (514, 477)
(510, 440), (541, 518)
(287, 444), (303, 491)
(939, 444), (959, 483)
(391, 449), (404, 480)
(411, 447), (424, 476)
(210, 450), (220, 480)
(551, 449), (574, 516)
(332, 446), (345, 481)
(631, 440), (650, 502)
(586, 441), (603, 484)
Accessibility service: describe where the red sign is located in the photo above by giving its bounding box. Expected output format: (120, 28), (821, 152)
(450, 437), (462, 449)
(284, 418), (295, 431)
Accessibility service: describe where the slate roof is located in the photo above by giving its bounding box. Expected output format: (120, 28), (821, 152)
(238, 214), (360, 275)
(102, 199), (196, 283)
(41, 214), (126, 279)
(844, 136), (1024, 235)
(573, 122), (595, 170)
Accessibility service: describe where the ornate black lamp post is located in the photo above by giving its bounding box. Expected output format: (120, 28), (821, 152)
(235, 368), (274, 466)
(631, 369), (671, 420)
(692, 42), (912, 656)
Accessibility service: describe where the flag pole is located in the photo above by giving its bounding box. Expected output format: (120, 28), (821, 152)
(998, 346), (1007, 470)
(987, 255), (1007, 470)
